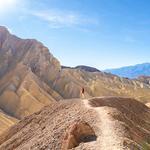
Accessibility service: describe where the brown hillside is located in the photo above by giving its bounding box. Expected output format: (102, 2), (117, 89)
(0, 109), (18, 135)
(0, 97), (149, 150)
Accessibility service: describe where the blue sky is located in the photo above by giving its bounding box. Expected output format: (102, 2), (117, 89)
(0, 0), (150, 70)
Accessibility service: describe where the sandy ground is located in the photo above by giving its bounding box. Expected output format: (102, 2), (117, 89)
(84, 99), (124, 150)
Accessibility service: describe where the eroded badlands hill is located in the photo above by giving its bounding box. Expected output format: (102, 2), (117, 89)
(0, 26), (62, 134)
(0, 97), (149, 150)
(0, 26), (62, 119)
(0, 26), (150, 135)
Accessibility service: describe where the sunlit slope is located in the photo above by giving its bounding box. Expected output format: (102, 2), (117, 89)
(0, 64), (61, 119)
(0, 110), (18, 135)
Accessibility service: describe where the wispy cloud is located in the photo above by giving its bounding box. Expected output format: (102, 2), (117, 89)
(0, 0), (28, 19)
(32, 9), (99, 29)
(0, 0), (99, 30)
(0, 0), (20, 14)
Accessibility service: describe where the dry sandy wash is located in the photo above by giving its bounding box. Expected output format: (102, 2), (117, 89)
(0, 97), (149, 150)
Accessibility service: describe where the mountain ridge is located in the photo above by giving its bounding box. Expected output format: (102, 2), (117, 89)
(105, 63), (150, 78)
(0, 25), (150, 140)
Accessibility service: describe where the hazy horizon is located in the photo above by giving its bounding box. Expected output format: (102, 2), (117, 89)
(1, 0), (150, 70)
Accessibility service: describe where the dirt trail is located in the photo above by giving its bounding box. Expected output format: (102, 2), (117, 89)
(83, 99), (124, 150)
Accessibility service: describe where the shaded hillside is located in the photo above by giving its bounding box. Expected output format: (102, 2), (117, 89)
(105, 63), (150, 78)
(75, 65), (101, 72)
(62, 65), (100, 72)
(0, 97), (149, 150)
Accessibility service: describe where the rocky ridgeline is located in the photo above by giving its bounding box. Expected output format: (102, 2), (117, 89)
(0, 97), (149, 150)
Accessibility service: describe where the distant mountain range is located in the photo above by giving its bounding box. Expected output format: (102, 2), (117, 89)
(105, 63), (150, 78)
